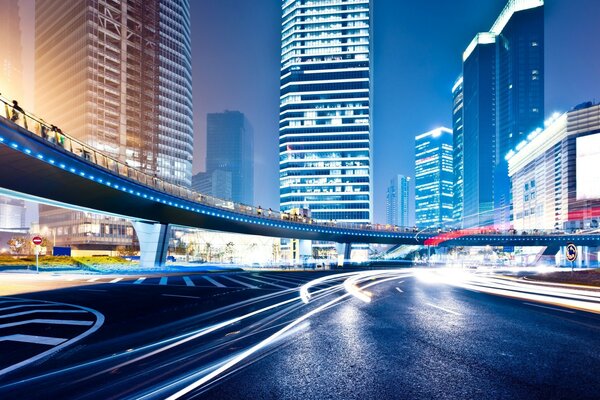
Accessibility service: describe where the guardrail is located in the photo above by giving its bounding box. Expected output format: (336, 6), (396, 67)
(0, 93), (591, 238)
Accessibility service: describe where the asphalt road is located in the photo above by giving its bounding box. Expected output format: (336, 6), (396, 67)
(0, 269), (599, 399)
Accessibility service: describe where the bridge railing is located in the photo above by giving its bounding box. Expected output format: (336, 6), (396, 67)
(0, 94), (591, 238)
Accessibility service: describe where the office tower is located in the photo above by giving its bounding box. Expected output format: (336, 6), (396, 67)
(201, 111), (254, 204)
(386, 175), (410, 227)
(0, 0), (27, 232)
(415, 127), (454, 228)
(35, 0), (193, 252)
(0, 0), (23, 102)
(279, 0), (372, 223)
(452, 75), (464, 228)
(508, 102), (600, 231)
(462, 0), (544, 228)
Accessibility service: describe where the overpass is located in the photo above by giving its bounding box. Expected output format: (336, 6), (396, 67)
(1, 97), (599, 266)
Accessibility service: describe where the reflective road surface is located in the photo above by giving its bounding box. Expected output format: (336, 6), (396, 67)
(0, 268), (599, 399)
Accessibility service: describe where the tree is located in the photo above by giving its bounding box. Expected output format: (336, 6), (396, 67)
(7, 237), (28, 255)
(225, 242), (235, 263)
(116, 245), (139, 257)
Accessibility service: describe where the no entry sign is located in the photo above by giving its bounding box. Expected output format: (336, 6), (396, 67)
(32, 236), (43, 246)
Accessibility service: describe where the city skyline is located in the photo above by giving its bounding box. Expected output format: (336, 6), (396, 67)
(192, 0), (600, 222)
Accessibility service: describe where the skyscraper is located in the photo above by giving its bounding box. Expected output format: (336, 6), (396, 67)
(198, 111), (254, 204)
(415, 127), (454, 228)
(279, 0), (372, 223)
(462, 0), (544, 228)
(35, 0), (193, 252)
(0, 0), (27, 232)
(452, 75), (464, 228)
(386, 175), (410, 227)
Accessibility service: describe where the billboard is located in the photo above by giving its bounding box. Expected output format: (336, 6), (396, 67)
(576, 134), (600, 200)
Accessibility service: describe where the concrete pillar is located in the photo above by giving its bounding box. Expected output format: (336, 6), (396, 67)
(335, 243), (351, 267)
(291, 239), (312, 266)
(132, 221), (170, 268)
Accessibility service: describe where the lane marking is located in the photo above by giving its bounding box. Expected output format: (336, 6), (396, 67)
(86, 278), (100, 282)
(109, 278), (123, 283)
(0, 297), (105, 377)
(0, 309), (87, 319)
(425, 303), (462, 316)
(0, 303), (58, 312)
(220, 276), (258, 289)
(159, 277), (168, 286)
(133, 277), (146, 285)
(0, 318), (94, 329)
(78, 289), (106, 293)
(254, 274), (300, 286)
(183, 276), (195, 287)
(397, 280), (405, 284)
(161, 294), (200, 299)
(202, 276), (225, 288)
(0, 334), (67, 346)
(395, 287), (404, 293)
(243, 276), (289, 289)
(523, 302), (576, 314)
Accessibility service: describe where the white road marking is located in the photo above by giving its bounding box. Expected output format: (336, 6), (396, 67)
(0, 296), (105, 377)
(183, 276), (195, 287)
(86, 278), (100, 282)
(255, 274), (300, 286)
(425, 303), (462, 316)
(523, 302), (576, 314)
(159, 277), (168, 286)
(0, 334), (67, 346)
(0, 303), (58, 312)
(109, 278), (123, 283)
(78, 289), (107, 293)
(395, 287), (404, 293)
(161, 294), (200, 299)
(133, 277), (146, 285)
(397, 280), (405, 284)
(0, 309), (87, 319)
(202, 276), (226, 288)
(0, 318), (94, 329)
(243, 276), (289, 289)
(220, 276), (258, 289)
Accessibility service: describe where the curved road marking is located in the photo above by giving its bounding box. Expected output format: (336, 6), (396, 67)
(0, 297), (104, 377)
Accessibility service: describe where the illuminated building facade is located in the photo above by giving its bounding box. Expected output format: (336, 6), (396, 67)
(279, 0), (372, 223)
(386, 175), (410, 227)
(462, 0), (544, 228)
(415, 127), (454, 228)
(35, 0), (193, 252)
(452, 75), (464, 228)
(508, 102), (600, 231)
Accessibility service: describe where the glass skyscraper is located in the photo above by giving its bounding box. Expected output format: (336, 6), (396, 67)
(386, 175), (410, 227)
(279, 0), (372, 223)
(193, 111), (254, 205)
(415, 128), (454, 228)
(35, 0), (194, 252)
(462, 0), (544, 228)
(452, 75), (464, 228)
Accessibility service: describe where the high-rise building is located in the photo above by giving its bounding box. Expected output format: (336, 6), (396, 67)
(386, 175), (410, 227)
(415, 127), (454, 228)
(508, 102), (600, 231)
(452, 75), (464, 228)
(0, 0), (27, 233)
(35, 0), (193, 252)
(279, 0), (372, 223)
(462, 0), (544, 228)
(198, 111), (254, 204)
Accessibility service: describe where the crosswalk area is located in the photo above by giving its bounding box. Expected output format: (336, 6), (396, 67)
(0, 297), (103, 376)
(65, 272), (332, 291)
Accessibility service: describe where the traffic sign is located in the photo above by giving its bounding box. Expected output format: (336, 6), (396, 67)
(32, 236), (43, 246)
(566, 243), (577, 262)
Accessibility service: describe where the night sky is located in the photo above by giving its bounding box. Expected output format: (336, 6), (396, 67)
(191, 0), (600, 223)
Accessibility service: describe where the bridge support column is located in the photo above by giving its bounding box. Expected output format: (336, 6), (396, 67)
(132, 222), (170, 268)
(335, 243), (351, 267)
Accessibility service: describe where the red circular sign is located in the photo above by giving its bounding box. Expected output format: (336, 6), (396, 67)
(32, 236), (43, 245)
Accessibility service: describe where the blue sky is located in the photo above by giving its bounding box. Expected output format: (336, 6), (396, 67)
(191, 0), (600, 223)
